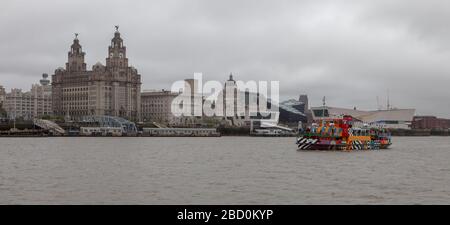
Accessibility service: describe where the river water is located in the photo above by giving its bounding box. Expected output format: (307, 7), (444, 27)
(1, 136), (449, 204)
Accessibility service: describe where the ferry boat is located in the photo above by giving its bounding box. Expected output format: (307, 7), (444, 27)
(296, 115), (392, 151)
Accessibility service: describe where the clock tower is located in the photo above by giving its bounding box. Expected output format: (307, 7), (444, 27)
(106, 26), (128, 69)
(66, 33), (87, 72)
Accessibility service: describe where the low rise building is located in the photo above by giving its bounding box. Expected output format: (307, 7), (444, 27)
(278, 99), (307, 127)
(412, 116), (450, 130)
(78, 115), (138, 136)
(310, 106), (416, 129)
(141, 90), (179, 125)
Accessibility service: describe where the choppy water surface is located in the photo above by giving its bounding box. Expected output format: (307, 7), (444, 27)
(1, 136), (449, 204)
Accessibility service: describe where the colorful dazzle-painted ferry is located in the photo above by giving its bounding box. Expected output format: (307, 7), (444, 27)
(297, 115), (392, 151)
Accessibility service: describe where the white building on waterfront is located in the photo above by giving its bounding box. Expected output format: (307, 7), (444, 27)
(140, 74), (277, 128)
(4, 74), (52, 120)
(218, 74), (276, 127)
(310, 106), (416, 129)
(141, 89), (179, 125)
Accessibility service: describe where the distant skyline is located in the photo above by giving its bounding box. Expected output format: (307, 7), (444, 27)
(1, 0), (450, 117)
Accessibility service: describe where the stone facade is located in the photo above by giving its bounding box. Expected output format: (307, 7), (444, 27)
(141, 90), (179, 125)
(412, 116), (450, 130)
(0, 85), (5, 106)
(52, 28), (141, 121)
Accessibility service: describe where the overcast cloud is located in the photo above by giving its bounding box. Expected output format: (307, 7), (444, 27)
(1, 0), (449, 116)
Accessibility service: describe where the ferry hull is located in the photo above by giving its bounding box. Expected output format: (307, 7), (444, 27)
(296, 137), (391, 151)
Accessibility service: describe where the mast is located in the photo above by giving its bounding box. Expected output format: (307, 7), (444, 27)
(13, 112), (16, 130)
(387, 89), (391, 110)
(322, 96), (326, 124)
(376, 96), (381, 110)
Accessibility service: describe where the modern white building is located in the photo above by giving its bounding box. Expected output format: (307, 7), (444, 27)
(140, 75), (277, 128)
(214, 74), (276, 127)
(310, 106), (416, 129)
(4, 74), (52, 120)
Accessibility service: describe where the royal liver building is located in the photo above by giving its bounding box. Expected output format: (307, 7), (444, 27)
(52, 27), (141, 121)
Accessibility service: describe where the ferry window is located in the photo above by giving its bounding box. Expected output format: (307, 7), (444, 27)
(313, 109), (329, 117)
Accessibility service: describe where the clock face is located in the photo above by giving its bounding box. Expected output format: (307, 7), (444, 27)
(110, 53), (114, 57)
(119, 53), (123, 58)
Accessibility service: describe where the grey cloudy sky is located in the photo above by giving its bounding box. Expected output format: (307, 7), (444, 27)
(1, 0), (449, 116)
